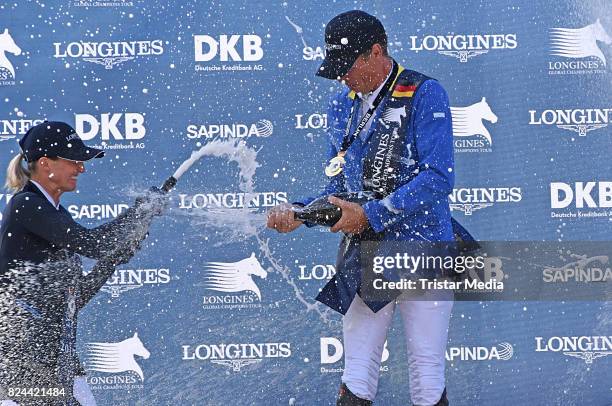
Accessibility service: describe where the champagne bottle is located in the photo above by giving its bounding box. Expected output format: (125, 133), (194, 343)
(292, 191), (380, 227)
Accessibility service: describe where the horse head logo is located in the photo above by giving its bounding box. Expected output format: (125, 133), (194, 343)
(204, 252), (268, 300)
(550, 19), (611, 66)
(382, 106), (407, 127)
(86, 332), (150, 381)
(0, 29), (21, 79)
(450, 97), (497, 145)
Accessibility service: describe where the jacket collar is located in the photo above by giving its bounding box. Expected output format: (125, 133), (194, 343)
(358, 65), (406, 145)
(23, 180), (60, 210)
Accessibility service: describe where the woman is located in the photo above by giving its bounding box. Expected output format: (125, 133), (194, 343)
(0, 121), (164, 405)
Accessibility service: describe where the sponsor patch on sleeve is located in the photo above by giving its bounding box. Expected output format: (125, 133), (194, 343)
(433, 112), (446, 119)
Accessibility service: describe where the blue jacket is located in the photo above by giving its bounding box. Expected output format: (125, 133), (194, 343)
(300, 67), (455, 314)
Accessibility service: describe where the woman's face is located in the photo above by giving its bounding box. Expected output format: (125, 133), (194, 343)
(43, 157), (86, 193)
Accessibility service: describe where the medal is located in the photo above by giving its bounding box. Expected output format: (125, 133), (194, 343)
(324, 60), (400, 178)
(325, 153), (346, 177)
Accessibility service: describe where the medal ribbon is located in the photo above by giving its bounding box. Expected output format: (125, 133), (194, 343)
(339, 60), (399, 155)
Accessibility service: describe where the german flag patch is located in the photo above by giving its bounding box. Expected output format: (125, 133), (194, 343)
(392, 84), (416, 98)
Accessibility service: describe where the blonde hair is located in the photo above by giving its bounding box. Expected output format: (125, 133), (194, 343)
(5, 153), (35, 192)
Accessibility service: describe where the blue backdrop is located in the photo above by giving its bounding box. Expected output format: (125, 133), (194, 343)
(1, 1), (611, 405)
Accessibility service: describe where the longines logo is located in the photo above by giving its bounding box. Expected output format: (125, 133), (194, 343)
(320, 337), (389, 374)
(449, 187), (522, 215)
(446, 342), (513, 362)
(178, 191), (287, 210)
(295, 113), (328, 130)
(201, 253), (267, 310)
(529, 108), (610, 137)
(0, 28), (21, 85)
(382, 106), (407, 127)
(298, 263), (335, 281)
(0, 118), (44, 142)
(285, 16), (325, 61)
(68, 203), (129, 220)
(550, 181), (612, 219)
(84, 332), (150, 391)
(74, 113), (147, 150)
(409, 33), (517, 62)
(186, 119), (273, 140)
(535, 335), (612, 364)
(99, 267), (171, 298)
(548, 19), (611, 75)
(72, 0), (134, 7)
(53, 39), (164, 69)
(182, 342), (291, 372)
(451, 97), (497, 153)
(194, 34), (264, 72)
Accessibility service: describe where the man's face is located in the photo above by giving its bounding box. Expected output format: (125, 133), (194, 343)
(45, 157), (86, 192)
(339, 53), (378, 94)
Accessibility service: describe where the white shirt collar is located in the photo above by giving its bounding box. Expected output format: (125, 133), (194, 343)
(357, 66), (394, 109)
(30, 180), (60, 210)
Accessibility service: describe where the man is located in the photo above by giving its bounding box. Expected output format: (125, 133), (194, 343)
(268, 11), (454, 406)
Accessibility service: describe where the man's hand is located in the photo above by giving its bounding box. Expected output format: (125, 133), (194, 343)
(267, 203), (303, 233)
(328, 196), (369, 234)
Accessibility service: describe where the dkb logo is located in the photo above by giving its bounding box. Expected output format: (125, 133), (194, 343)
(194, 35), (263, 62)
(320, 337), (389, 374)
(550, 182), (612, 208)
(74, 113), (146, 149)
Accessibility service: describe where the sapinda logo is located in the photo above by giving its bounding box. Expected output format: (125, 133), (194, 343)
(446, 342), (513, 361)
(186, 119), (273, 139)
(543, 255), (611, 283)
(74, 113), (146, 142)
(68, 203), (129, 220)
(550, 182), (612, 209)
(284, 16), (325, 61)
(194, 35), (263, 62)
